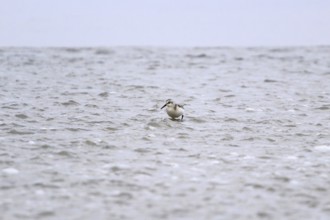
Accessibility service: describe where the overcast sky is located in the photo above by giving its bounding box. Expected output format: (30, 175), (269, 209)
(1, 0), (330, 47)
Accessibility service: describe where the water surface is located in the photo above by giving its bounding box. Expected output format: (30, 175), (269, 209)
(0, 47), (330, 220)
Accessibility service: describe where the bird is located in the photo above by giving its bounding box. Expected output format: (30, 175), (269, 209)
(161, 99), (184, 121)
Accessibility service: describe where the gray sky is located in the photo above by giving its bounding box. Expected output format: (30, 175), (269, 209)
(1, 0), (330, 47)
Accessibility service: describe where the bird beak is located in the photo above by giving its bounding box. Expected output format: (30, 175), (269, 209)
(161, 104), (167, 109)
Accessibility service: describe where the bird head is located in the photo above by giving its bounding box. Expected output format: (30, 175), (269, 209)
(161, 99), (173, 109)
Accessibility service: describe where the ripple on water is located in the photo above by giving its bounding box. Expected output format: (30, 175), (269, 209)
(7, 129), (34, 135)
(98, 92), (109, 97)
(85, 140), (97, 146)
(134, 148), (152, 153)
(102, 145), (118, 150)
(224, 117), (239, 122)
(315, 104), (330, 110)
(61, 100), (80, 106)
(66, 128), (86, 132)
(189, 117), (207, 123)
(105, 126), (119, 131)
(15, 114), (28, 119)
(40, 144), (53, 149)
(56, 150), (76, 158)
(36, 211), (55, 218)
(146, 121), (161, 128)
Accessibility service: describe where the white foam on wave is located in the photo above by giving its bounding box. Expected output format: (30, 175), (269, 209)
(2, 167), (19, 175)
(314, 145), (330, 152)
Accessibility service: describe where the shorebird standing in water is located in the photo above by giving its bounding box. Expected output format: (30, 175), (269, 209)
(161, 99), (184, 121)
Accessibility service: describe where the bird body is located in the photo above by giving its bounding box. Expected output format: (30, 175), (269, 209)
(161, 99), (184, 120)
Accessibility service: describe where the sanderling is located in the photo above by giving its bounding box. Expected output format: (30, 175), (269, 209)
(161, 99), (184, 120)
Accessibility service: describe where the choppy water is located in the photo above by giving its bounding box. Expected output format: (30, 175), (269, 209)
(0, 47), (330, 220)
